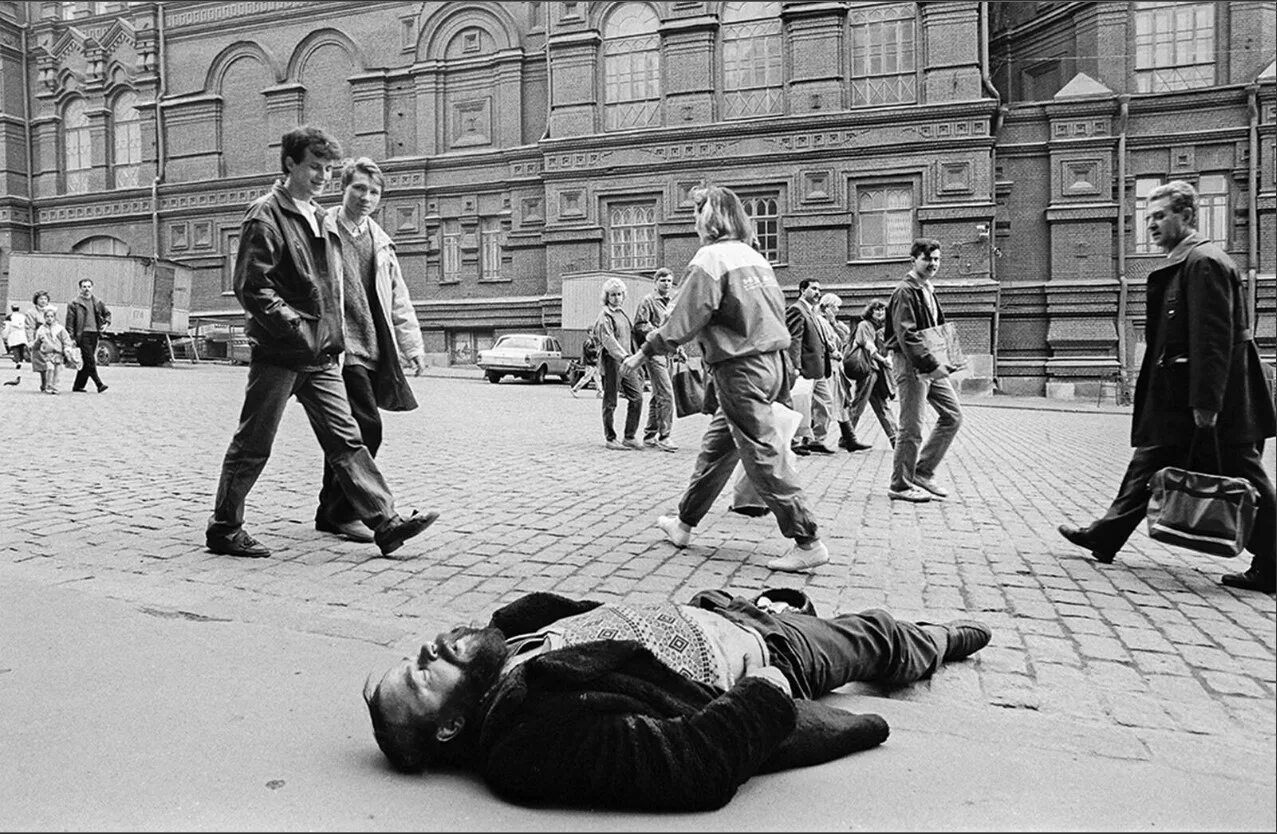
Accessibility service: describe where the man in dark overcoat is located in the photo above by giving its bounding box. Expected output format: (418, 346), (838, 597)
(1059, 180), (1276, 593)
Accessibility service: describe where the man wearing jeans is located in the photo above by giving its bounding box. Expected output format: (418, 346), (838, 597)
(205, 125), (437, 560)
(884, 238), (963, 503)
(633, 267), (681, 452)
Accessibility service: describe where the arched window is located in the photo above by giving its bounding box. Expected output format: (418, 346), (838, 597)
(722, 1), (782, 119)
(603, 3), (661, 131)
(112, 91), (142, 188)
(63, 99), (92, 194)
(72, 235), (130, 256)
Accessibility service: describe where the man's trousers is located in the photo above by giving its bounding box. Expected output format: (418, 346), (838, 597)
(208, 360), (395, 538)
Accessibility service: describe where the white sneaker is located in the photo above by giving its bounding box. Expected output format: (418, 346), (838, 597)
(657, 515), (692, 548)
(766, 540), (830, 573)
(888, 486), (932, 503)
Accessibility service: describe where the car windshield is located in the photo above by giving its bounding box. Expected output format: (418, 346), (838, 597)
(494, 336), (542, 350)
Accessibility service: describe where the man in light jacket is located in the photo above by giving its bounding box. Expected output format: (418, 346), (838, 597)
(314, 157), (429, 543)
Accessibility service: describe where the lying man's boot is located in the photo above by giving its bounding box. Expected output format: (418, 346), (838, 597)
(374, 510), (439, 558)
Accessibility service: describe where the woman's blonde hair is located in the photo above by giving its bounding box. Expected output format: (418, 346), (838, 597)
(692, 185), (756, 246)
(818, 292), (842, 311)
(600, 276), (627, 304)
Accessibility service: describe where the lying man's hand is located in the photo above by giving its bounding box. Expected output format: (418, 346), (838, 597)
(742, 654), (792, 697)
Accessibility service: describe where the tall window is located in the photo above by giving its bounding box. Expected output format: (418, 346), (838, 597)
(608, 202), (657, 270)
(603, 3), (661, 131)
(63, 99), (92, 194)
(722, 2), (783, 120)
(850, 3), (917, 107)
(441, 221), (461, 283)
(856, 183), (914, 258)
(112, 91), (142, 188)
(741, 194), (781, 263)
(1196, 174), (1228, 247)
(1135, 2), (1215, 93)
(480, 219), (503, 280)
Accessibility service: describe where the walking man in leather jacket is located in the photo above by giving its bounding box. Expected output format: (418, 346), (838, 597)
(1058, 180), (1276, 593)
(205, 125), (437, 560)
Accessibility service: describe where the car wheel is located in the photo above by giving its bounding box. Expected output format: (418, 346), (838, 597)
(531, 365), (547, 385)
(486, 371), (503, 384)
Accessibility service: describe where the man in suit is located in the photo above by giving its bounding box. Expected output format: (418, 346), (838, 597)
(1058, 180), (1276, 594)
(363, 589), (991, 811)
(785, 278), (834, 455)
(65, 278), (111, 393)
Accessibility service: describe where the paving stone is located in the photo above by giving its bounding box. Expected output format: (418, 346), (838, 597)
(4, 366), (1274, 747)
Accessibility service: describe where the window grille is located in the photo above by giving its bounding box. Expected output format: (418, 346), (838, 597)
(1133, 177), (1163, 255)
(722, 2), (783, 119)
(1135, 2), (1214, 92)
(604, 4), (661, 130)
(850, 3), (917, 107)
(741, 194), (781, 263)
(480, 219), (503, 280)
(1196, 174), (1228, 247)
(113, 91), (142, 189)
(442, 223), (461, 283)
(64, 100), (92, 194)
(856, 183), (914, 258)
(608, 203), (657, 270)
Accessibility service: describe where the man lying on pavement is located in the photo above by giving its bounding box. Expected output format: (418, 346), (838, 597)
(363, 588), (991, 811)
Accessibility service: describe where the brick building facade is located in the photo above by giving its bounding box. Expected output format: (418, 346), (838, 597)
(0, 1), (1272, 397)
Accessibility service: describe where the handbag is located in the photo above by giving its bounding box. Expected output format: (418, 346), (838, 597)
(916, 322), (968, 372)
(64, 345), (82, 369)
(842, 343), (874, 382)
(672, 359), (706, 418)
(1145, 430), (1260, 558)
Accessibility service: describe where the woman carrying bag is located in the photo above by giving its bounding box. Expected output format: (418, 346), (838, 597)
(845, 299), (898, 450)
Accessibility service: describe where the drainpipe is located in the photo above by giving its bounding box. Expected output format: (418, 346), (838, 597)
(150, 2), (167, 258)
(1115, 94), (1130, 404)
(1246, 84), (1259, 325)
(979, 3), (1003, 382)
(539, 8), (552, 141)
(20, 22), (35, 248)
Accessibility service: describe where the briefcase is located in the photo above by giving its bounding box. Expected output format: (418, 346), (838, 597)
(1146, 432), (1259, 558)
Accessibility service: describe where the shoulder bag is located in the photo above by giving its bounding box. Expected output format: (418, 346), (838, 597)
(1146, 429), (1260, 558)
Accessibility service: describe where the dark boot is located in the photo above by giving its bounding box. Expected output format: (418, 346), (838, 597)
(837, 421), (854, 450)
(842, 421), (871, 452)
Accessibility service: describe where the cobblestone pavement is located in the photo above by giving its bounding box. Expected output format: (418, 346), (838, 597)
(3, 363), (1274, 759)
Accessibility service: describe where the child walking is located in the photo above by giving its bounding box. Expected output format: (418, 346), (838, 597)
(32, 306), (75, 394)
(3, 304), (26, 386)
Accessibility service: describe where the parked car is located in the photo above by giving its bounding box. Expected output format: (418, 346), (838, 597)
(477, 334), (573, 384)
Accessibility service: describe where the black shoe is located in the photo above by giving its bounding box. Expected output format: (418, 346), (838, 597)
(1058, 524), (1116, 564)
(791, 443), (811, 457)
(1220, 568), (1276, 594)
(808, 444), (835, 455)
(315, 516), (375, 543)
(374, 510), (439, 557)
(940, 620), (992, 662)
(97, 384), (108, 393)
(847, 439), (872, 452)
(71, 387), (86, 392)
(206, 529), (271, 558)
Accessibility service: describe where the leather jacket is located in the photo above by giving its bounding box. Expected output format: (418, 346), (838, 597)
(234, 182), (345, 369)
